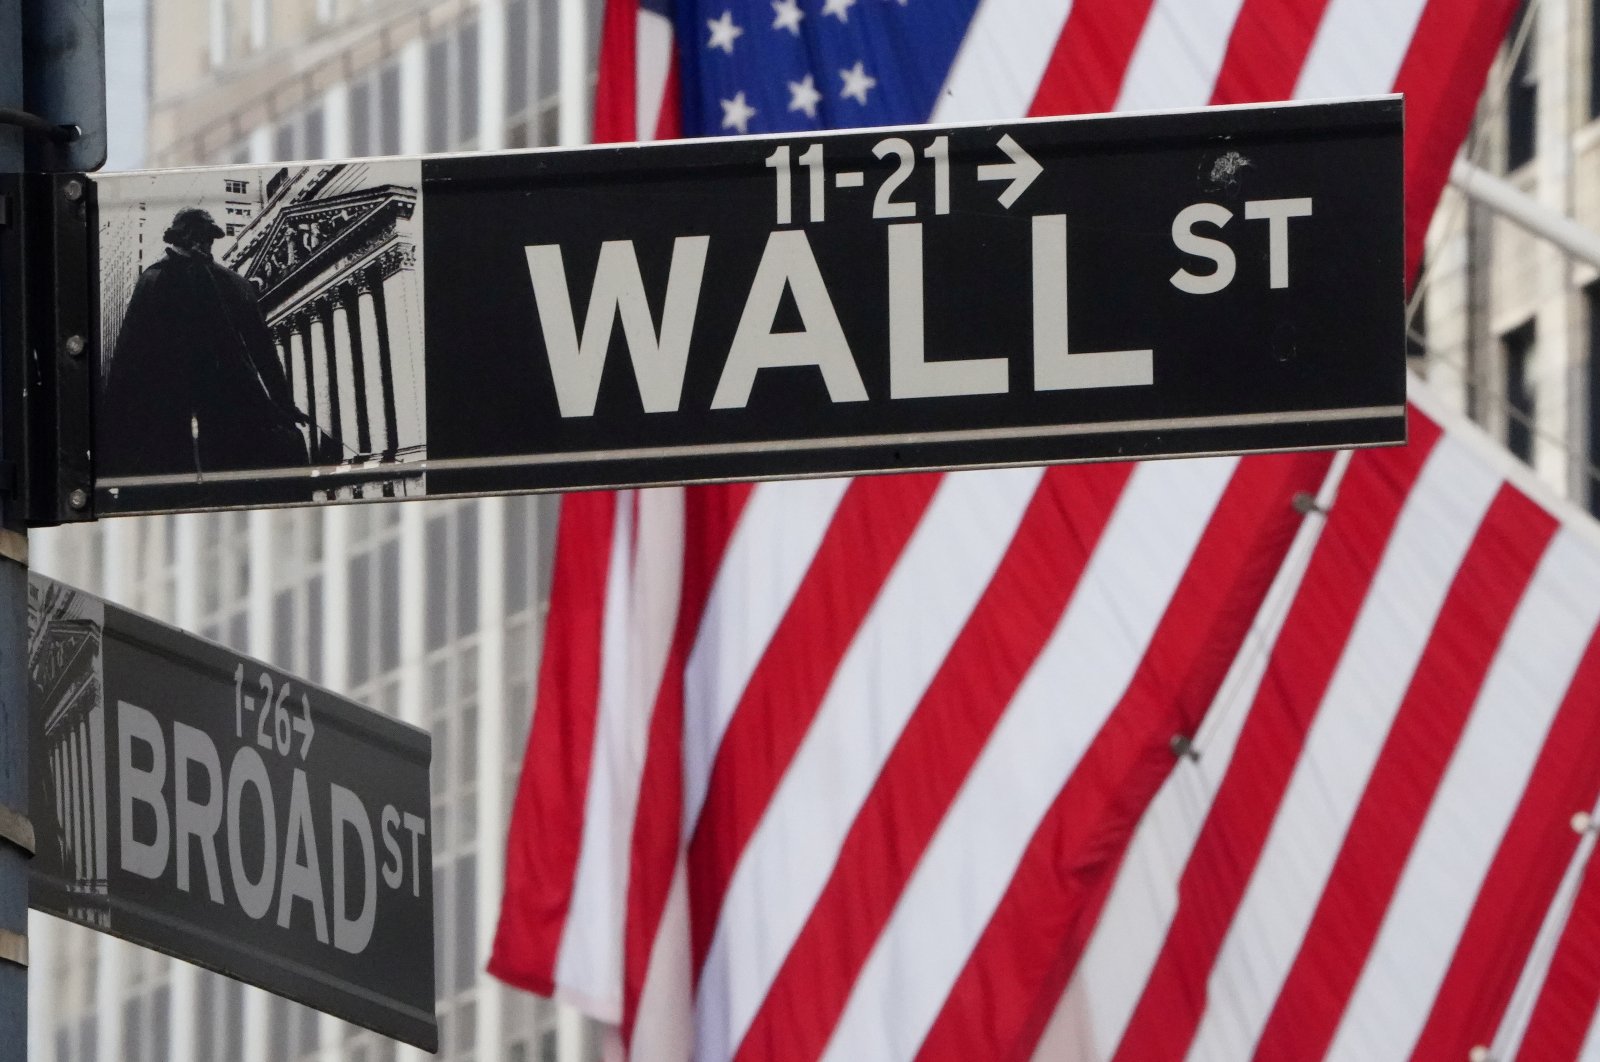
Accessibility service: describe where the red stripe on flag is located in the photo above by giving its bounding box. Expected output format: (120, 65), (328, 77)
(1391, 0), (1520, 283)
(622, 484), (754, 1040)
(593, 0), (640, 144)
(1210, 0), (1333, 104)
(686, 474), (944, 976)
(1028, 0), (1159, 117)
(1518, 840), (1600, 1059)
(922, 451), (1336, 1062)
(1424, 620), (1600, 1061)
(1253, 483), (1557, 1060)
(491, 491), (619, 995)
(1109, 410), (1445, 1062)
(728, 463), (1134, 1062)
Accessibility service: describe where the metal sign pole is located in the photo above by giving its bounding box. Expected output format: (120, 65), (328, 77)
(0, 0), (31, 1057)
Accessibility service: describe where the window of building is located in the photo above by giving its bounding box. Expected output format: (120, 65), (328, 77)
(224, 179), (249, 195)
(380, 62), (402, 155)
(459, 18), (481, 145)
(1507, 0), (1537, 170)
(304, 106), (326, 159)
(351, 79), (373, 157)
(347, 503), (403, 706)
(1504, 318), (1537, 464)
(198, 512), (252, 651)
(1591, 0), (1600, 118)
(427, 37), (452, 152)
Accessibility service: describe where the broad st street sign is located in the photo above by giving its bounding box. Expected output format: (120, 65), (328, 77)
(26, 574), (437, 1050)
(82, 96), (1403, 517)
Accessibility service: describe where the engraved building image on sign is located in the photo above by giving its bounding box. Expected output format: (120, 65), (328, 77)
(95, 160), (427, 511)
(28, 577), (110, 929)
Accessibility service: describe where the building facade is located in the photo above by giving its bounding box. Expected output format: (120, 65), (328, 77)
(28, 0), (603, 1059)
(1418, 0), (1600, 513)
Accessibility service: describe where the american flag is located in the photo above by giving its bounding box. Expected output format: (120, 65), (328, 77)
(483, 1), (1600, 1060)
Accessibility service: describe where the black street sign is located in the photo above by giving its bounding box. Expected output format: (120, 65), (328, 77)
(26, 574), (437, 1051)
(84, 96), (1403, 517)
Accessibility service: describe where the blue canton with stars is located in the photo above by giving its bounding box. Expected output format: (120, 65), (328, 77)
(672, 0), (982, 138)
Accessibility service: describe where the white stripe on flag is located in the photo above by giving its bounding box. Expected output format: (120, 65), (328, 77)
(822, 456), (1239, 1062)
(1295, 0), (1431, 99)
(1187, 437), (1503, 1061)
(636, 8), (674, 141)
(682, 478), (851, 839)
(1034, 452), (1355, 1062)
(694, 467), (1045, 1062)
(931, 0), (1073, 123)
(555, 495), (634, 1017)
(631, 859), (693, 1062)
(1329, 530), (1600, 1059)
(1115, 0), (1249, 111)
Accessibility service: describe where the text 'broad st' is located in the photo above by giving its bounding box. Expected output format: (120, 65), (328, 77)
(28, 574), (437, 1051)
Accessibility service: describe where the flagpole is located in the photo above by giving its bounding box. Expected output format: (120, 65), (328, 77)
(1449, 158), (1600, 271)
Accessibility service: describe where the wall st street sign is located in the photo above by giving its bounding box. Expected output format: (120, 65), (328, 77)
(80, 96), (1403, 517)
(26, 574), (437, 1051)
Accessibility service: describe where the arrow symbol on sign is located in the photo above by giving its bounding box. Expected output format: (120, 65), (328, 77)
(294, 692), (315, 759)
(977, 134), (1042, 209)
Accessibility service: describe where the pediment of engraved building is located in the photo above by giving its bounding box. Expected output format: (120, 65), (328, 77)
(232, 183), (418, 316)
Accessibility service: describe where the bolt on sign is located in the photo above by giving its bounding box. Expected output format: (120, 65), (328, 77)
(82, 96), (1402, 518)
(26, 574), (437, 1051)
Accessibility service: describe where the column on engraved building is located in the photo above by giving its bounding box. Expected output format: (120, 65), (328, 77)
(274, 322), (295, 399)
(319, 300), (347, 458)
(376, 241), (423, 464)
(340, 282), (374, 458)
(363, 264), (401, 459)
(296, 312), (320, 460)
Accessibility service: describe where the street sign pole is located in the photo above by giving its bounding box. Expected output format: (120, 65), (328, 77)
(1, 9), (107, 1059)
(0, 2), (31, 1059)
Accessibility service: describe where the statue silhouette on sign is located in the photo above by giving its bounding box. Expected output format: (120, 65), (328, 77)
(100, 207), (311, 494)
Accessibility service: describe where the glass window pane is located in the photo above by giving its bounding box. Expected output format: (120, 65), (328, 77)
(304, 106), (326, 159)
(269, 995), (291, 1061)
(507, 0), (529, 115)
(434, 864), (450, 993)
(151, 984), (170, 1061)
(274, 590), (295, 668)
(274, 121), (295, 162)
(297, 1003), (318, 1054)
(455, 855), (477, 990)
(427, 516), (449, 649)
(380, 63), (401, 155)
(427, 38), (451, 152)
(350, 80), (373, 157)
(224, 980), (244, 1059)
(308, 574), (324, 684)
(506, 498), (531, 614)
(350, 552), (372, 686)
(380, 540), (401, 673)
(123, 997), (144, 1062)
(459, 19), (480, 142)
(458, 505), (479, 637)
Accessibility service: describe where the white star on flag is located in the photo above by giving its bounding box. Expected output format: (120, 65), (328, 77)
(821, 0), (856, 23)
(706, 9), (743, 54)
(720, 91), (757, 133)
(839, 60), (877, 104)
(771, 0), (804, 35)
(788, 74), (822, 118)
